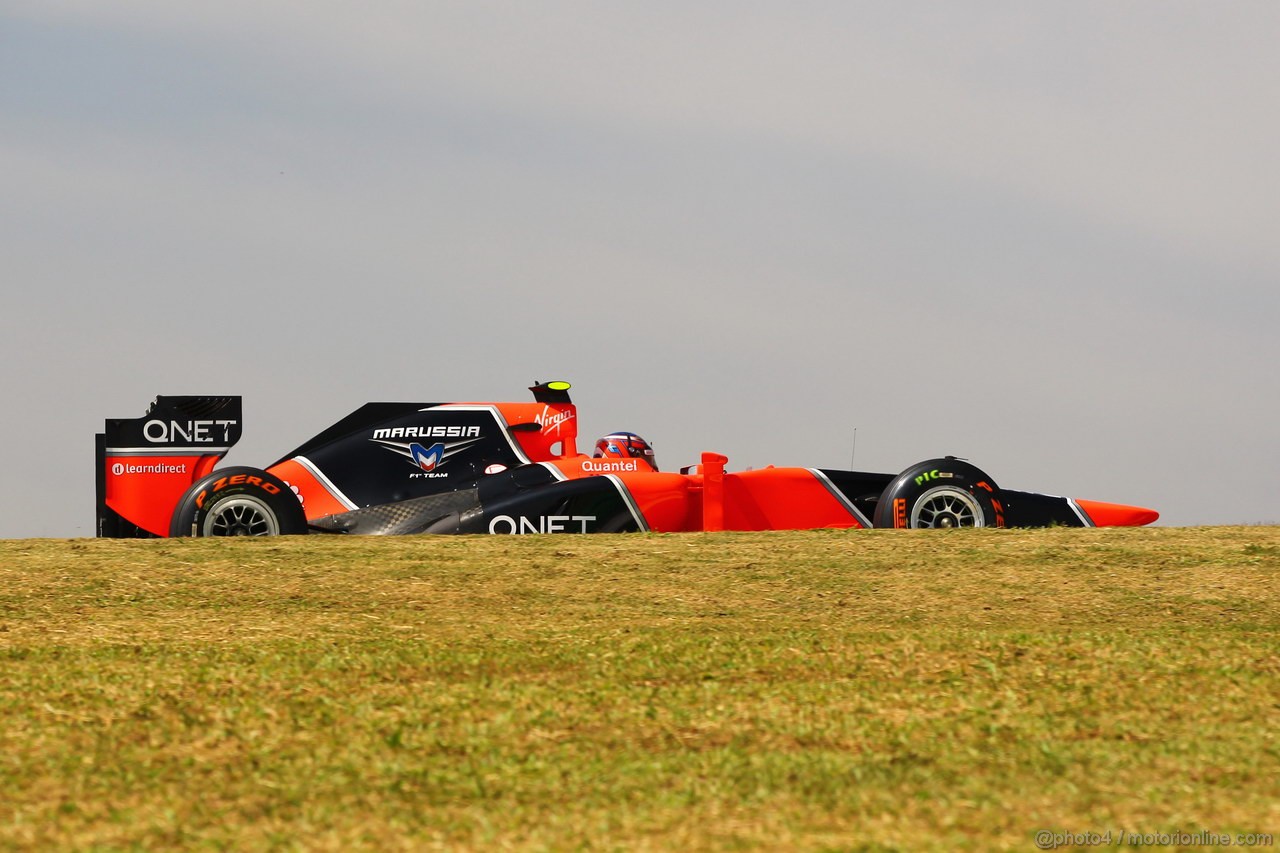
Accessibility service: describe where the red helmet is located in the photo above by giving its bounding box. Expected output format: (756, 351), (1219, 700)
(593, 432), (657, 471)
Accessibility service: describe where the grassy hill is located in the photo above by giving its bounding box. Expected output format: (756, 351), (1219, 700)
(1, 527), (1277, 850)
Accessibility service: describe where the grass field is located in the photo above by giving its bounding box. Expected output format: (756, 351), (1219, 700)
(1, 527), (1277, 851)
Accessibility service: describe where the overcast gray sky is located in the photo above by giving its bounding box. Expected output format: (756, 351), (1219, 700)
(3, 2), (1277, 536)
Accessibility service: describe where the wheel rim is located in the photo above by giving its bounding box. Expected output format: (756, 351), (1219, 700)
(203, 496), (279, 536)
(910, 486), (984, 529)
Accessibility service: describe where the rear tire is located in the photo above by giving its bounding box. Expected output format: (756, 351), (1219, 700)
(170, 467), (307, 537)
(872, 457), (1005, 529)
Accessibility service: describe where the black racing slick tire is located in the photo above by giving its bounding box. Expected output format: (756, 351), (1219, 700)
(872, 457), (1006, 529)
(169, 467), (308, 537)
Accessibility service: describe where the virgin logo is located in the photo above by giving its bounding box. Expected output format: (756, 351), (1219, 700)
(537, 406), (574, 436)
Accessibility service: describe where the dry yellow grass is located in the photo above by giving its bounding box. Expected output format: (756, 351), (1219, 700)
(1, 526), (1277, 850)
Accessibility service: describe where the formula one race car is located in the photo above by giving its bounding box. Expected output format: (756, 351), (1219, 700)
(95, 382), (1158, 538)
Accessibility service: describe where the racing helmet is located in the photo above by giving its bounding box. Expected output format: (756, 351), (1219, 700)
(593, 432), (658, 471)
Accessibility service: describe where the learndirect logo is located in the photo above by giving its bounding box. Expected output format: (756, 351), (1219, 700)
(111, 462), (189, 476)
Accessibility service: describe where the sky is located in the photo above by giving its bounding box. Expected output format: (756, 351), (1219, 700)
(3, 1), (1277, 537)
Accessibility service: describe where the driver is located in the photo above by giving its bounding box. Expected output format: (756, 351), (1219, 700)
(593, 432), (658, 471)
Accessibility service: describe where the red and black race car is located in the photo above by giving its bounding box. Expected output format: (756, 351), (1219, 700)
(95, 381), (1158, 538)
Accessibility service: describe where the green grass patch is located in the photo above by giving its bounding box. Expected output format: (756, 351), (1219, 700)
(1, 527), (1278, 850)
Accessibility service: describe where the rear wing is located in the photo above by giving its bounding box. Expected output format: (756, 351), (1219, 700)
(96, 396), (242, 537)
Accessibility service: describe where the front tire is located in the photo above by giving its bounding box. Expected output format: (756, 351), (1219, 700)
(872, 457), (1005, 529)
(170, 467), (307, 537)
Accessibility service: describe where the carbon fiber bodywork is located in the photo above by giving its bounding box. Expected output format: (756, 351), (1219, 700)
(308, 489), (483, 535)
(306, 469), (644, 535)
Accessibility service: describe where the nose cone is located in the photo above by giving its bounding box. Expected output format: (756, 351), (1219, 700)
(1075, 499), (1160, 527)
